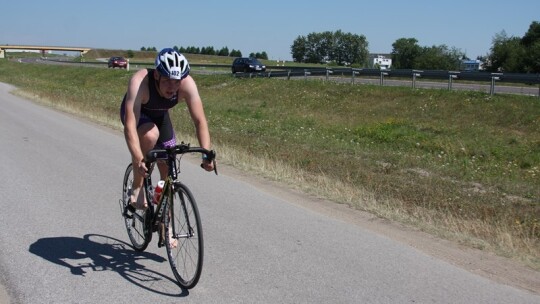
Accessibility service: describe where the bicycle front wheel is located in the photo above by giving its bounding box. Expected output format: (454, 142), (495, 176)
(164, 182), (204, 289)
(122, 163), (152, 251)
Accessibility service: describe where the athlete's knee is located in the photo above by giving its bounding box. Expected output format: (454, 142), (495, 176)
(138, 124), (159, 149)
(143, 130), (160, 142)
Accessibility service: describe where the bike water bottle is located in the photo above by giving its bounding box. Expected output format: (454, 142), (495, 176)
(153, 180), (165, 204)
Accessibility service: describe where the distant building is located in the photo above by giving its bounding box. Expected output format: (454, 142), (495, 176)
(370, 54), (392, 70)
(460, 59), (483, 71)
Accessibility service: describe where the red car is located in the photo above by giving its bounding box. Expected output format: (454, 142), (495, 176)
(108, 56), (128, 69)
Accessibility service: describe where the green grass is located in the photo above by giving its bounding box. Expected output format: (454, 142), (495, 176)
(0, 59), (538, 269)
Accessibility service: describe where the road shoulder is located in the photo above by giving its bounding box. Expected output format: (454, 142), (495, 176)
(216, 163), (540, 295)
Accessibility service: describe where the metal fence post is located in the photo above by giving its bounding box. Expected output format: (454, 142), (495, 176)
(326, 68), (333, 81)
(380, 72), (388, 86)
(490, 73), (502, 96)
(412, 70), (422, 89)
(448, 72), (459, 91)
(304, 69), (311, 80)
(351, 68), (361, 84)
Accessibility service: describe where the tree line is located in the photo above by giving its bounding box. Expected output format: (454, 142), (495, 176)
(136, 20), (539, 73)
(289, 30), (463, 69)
(290, 21), (540, 73)
(139, 46), (268, 60)
(391, 38), (464, 70)
(486, 21), (540, 73)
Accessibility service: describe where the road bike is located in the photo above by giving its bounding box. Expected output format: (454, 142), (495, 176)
(119, 142), (217, 289)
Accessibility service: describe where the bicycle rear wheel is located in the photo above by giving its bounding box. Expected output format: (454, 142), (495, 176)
(122, 163), (152, 251)
(164, 182), (204, 289)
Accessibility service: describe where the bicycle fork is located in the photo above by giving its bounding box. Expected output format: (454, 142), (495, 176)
(175, 184), (196, 239)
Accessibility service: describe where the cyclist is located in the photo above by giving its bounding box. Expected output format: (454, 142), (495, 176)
(120, 48), (214, 209)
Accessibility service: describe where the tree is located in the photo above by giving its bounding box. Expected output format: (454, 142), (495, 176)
(521, 21), (540, 72)
(200, 46), (216, 55)
(391, 38), (464, 70)
(249, 51), (269, 60)
(334, 30), (368, 66)
(230, 49), (242, 57)
(291, 35), (308, 62)
(304, 32), (326, 63)
(391, 38), (421, 69)
(487, 31), (525, 72)
(521, 21), (540, 47)
(218, 47), (230, 56)
(415, 45), (463, 70)
(485, 21), (540, 73)
(290, 30), (368, 65)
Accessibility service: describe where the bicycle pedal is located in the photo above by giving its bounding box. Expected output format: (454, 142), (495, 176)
(122, 209), (133, 219)
(122, 204), (136, 219)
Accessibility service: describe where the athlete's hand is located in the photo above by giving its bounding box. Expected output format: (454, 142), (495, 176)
(201, 159), (215, 172)
(135, 159), (148, 177)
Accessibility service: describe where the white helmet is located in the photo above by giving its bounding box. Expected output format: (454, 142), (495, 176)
(155, 48), (190, 80)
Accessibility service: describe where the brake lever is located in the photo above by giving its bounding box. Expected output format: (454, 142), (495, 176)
(213, 159), (218, 175)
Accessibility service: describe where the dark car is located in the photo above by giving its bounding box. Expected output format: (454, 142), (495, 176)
(231, 57), (266, 73)
(108, 56), (128, 69)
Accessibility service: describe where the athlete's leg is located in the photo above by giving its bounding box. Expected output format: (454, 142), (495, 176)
(152, 113), (179, 246)
(130, 122), (160, 208)
(155, 112), (176, 181)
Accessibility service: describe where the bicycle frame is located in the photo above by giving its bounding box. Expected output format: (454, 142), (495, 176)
(143, 149), (195, 242)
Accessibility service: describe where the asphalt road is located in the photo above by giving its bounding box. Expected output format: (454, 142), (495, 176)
(0, 82), (538, 303)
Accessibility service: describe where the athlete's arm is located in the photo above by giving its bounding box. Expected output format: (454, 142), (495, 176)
(123, 69), (149, 167)
(180, 75), (214, 171)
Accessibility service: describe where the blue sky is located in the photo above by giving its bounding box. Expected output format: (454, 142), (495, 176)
(1, 0), (538, 60)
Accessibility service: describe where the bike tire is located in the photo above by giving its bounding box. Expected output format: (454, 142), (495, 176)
(122, 163), (153, 251)
(164, 182), (204, 289)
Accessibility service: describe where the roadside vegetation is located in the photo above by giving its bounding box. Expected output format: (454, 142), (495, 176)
(0, 56), (538, 270)
(80, 49), (316, 68)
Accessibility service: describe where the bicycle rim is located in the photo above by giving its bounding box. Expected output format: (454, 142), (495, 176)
(165, 182), (204, 289)
(122, 163), (152, 251)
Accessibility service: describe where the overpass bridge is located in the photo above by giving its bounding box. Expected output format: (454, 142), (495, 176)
(0, 45), (91, 58)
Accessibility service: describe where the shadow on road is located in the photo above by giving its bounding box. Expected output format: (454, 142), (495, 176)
(28, 233), (188, 297)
